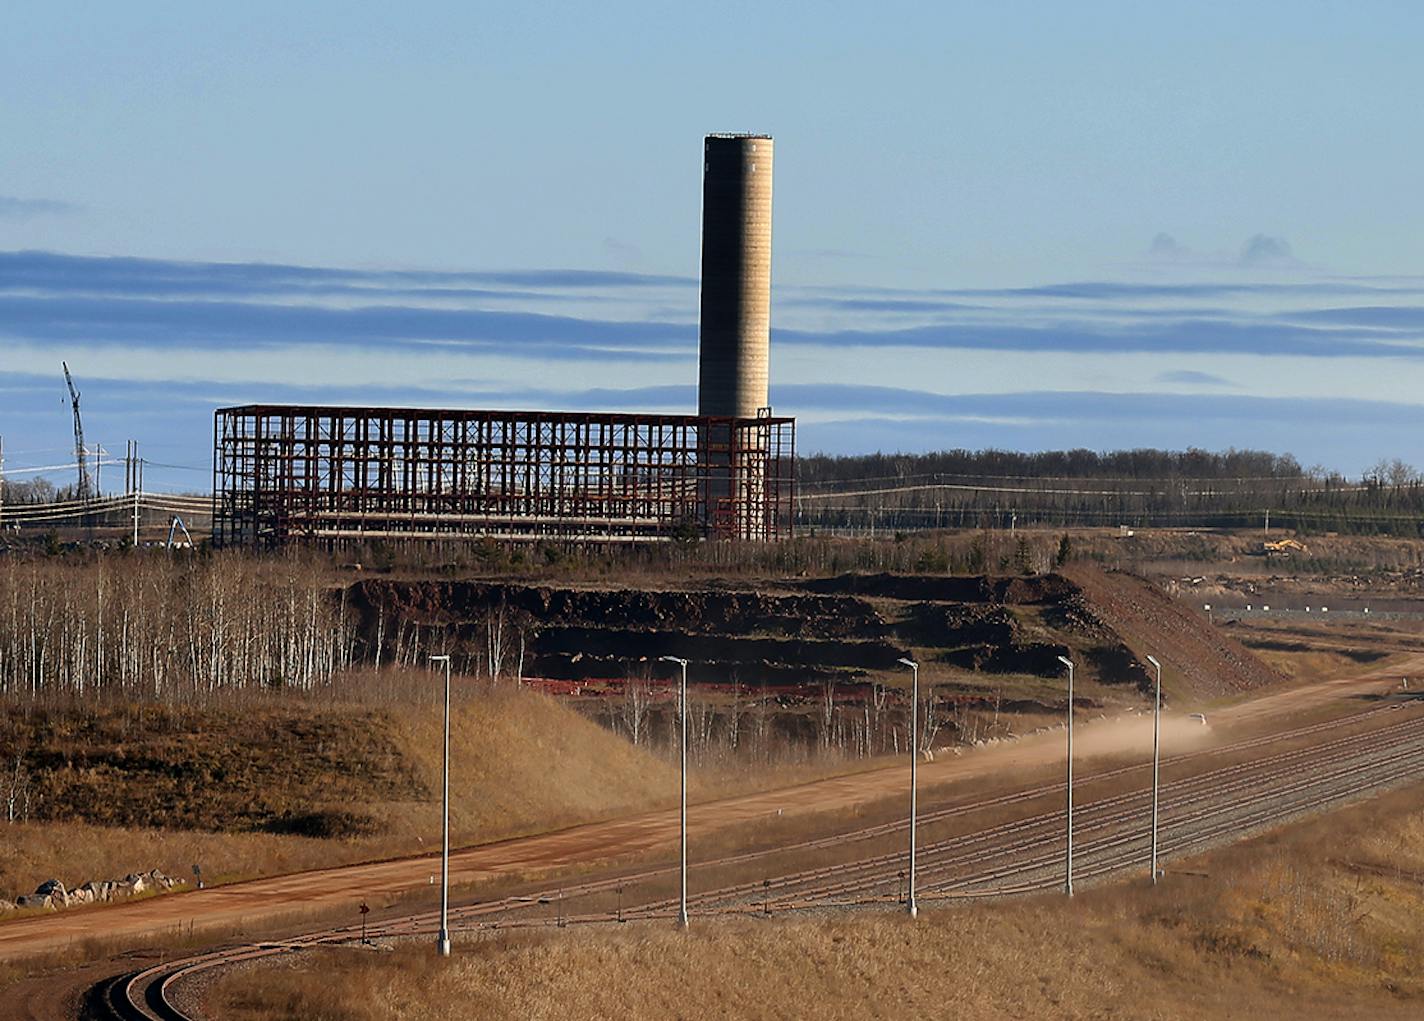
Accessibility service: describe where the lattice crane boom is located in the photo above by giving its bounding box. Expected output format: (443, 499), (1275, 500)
(62, 361), (91, 501)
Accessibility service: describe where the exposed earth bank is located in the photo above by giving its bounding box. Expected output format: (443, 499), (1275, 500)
(348, 566), (1283, 705)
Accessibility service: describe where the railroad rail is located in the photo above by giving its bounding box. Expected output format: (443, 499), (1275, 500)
(94, 698), (1424, 1020)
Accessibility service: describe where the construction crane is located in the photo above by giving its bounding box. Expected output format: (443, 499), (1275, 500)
(62, 361), (91, 501)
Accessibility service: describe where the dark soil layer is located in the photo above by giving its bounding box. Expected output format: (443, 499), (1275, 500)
(348, 581), (902, 684)
(344, 573), (1264, 704)
(0, 703), (424, 833)
(797, 573), (1078, 605)
(533, 627), (905, 671)
(349, 582), (886, 640)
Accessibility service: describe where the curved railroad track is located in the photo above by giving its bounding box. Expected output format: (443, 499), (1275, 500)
(94, 698), (1424, 1020)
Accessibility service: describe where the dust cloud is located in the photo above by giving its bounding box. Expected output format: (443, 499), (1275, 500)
(1071, 713), (1214, 760)
(930, 711), (1216, 775)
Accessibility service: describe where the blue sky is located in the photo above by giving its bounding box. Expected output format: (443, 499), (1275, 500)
(3, 2), (1424, 490)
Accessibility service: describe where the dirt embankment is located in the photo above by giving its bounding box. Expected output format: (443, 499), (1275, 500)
(799, 573), (1147, 691)
(344, 575), (1110, 701)
(346, 571), (1280, 704)
(1063, 565), (1284, 700)
(348, 581), (900, 684)
(351, 582), (885, 639)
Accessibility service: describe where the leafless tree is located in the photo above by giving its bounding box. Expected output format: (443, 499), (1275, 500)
(726, 697), (742, 752)
(0, 555), (357, 702)
(920, 687), (943, 754)
(3, 751), (33, 823)
(620, 672), (651, 746)
(819, 679), (836, 750)
(690, 693), (716, 762)
(751, 684), (770, 760)
(485, 600), (507, 680)
(871, 682), (889, 755)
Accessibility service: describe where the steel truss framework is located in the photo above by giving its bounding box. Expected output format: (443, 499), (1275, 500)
(213, 404), (795, 547)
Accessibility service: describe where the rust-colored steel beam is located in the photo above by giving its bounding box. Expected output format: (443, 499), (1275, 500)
(213, 404), (795, 548)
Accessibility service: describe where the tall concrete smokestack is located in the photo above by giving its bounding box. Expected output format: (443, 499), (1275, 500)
(698, 134), (773, 418)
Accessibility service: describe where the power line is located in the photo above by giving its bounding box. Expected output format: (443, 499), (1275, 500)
(796, 481), (1376, 502)
(1, 458), (125, 477)
(797, 469), (1323, 488)
(139, 461), (209, 473)
(798, 504), (1424, 524)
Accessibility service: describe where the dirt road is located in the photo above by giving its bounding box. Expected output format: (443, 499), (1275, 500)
(0, 663), (1407, 964)
(1214, 650), (1424, 724)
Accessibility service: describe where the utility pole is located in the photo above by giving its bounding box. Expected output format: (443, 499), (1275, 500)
(127, 442), (141, 547)
(1057, 655), (1075, 897)
(429, 654), (453, 957)
(1146, 655), (1163, 885)
(898, 657), (920, 918)
(659, 655), (690, 930)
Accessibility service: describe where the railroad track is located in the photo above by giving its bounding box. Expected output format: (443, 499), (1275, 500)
(710, 709), (1424, 909)
(95, 965), (184, 1021)
(361, 699), (1423, 930)
(95, 699), (1424, 1020)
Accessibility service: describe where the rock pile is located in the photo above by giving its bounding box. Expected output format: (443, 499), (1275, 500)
(0, 869), (184, 913)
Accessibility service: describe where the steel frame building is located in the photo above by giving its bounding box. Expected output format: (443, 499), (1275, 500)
(213, 404), (795, 547)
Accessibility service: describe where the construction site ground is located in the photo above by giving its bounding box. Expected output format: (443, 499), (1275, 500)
(2, 648), (1416, 967)
(5, 550), (1424, 1018)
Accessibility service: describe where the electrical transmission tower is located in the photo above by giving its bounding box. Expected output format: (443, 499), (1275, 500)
(62, 361), (91, 501)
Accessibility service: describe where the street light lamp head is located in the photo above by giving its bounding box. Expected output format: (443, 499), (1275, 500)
(1057, 655), (1073, 669)
(897, 658), (918, 669)
(659, 655), (688, 666)
(1145, 655), (1161, 670)
(429, 654), (451, 663)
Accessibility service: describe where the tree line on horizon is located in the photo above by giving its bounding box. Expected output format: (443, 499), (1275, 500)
(796, 447), (1424, 536)
(6, 445), (1424, 536)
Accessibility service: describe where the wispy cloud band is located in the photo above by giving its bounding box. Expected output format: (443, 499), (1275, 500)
(3, 248), (1424, 479)
(0, 197), (80, 220)
(4, 250), (1424, 362)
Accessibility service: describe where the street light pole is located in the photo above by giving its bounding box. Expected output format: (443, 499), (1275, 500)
(1146, 654), (1163, 885)
(897, 658), (920, 918)
(660, 655), (690, 930)
(429, 654), (453, 956)
(1057, 654), (1074, 897)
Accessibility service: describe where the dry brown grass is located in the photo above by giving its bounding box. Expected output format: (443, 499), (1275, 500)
(0, 683), (676, 899)
(211, 781), (1424, 1021)
(1249, 646), (1391, 683)
(380, 682), (678, 846)
(0, 672), (917, 917)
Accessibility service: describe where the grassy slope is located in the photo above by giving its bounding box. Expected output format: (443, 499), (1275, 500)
(214, 782), (1424, 1021)
(0, 684), (675, 899)
(380, 684), (679, 847)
